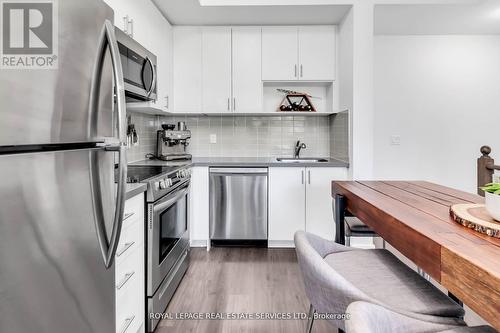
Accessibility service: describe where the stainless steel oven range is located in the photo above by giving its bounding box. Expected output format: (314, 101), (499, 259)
(126, 163), (191, 332)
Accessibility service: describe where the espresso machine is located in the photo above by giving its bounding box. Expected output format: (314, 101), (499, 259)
(155, 122), (192, 161)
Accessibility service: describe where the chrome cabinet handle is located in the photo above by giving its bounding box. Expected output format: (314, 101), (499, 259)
(119, 315), (135, 333)
(300, 64), (303, 78)
(116, 271), (135, 290)
(233, 98), (236, 111)
(227, 98), (230, 111)
(123, 16), (128, 35)
(308, 170), (311, 184)
(301, 170), (304, 184)
(89, 20), (127, 269)
(294, 64), (297, 78)
(116, 241), (135, 257)
(165, 96), (169, 109)
(129, 19), (134, 38)
(123, 212), (135, 221)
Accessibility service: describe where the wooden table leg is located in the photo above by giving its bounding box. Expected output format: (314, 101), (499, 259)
(335, 194), (346, 245)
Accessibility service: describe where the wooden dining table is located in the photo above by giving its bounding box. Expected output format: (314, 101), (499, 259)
(332, 181), (500, 330)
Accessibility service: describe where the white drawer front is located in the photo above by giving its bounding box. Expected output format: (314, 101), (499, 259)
(116, 249), (142, 333)
(116, 218), (143, 262)
(123, 193), (144, 228)
(116, 271), (139, 333)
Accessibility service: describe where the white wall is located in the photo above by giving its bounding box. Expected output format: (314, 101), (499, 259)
(338, 7), (354, 175)
(374, 35), (500, 193)
(351, 3), (375, 179)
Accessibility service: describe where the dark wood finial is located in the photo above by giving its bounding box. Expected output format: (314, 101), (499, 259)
(481, 146), (491, 156)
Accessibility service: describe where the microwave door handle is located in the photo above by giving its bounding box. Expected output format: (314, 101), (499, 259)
(145, 56), (156, 97)
(88, 20), (127, 269)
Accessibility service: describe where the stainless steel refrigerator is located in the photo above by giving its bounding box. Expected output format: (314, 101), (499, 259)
(0, 1), (128, 332)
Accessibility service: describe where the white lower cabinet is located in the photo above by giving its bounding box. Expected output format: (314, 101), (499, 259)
(116, 192), (145, 333)
(268, 167), (306, 247)
(269, 167), (348, 247)
(305, 167), (347, 239)
(189, 166), (210, 247)
(189, 166), (347, 249)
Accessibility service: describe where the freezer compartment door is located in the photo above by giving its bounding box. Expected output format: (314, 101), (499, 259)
(209, 169), (268, 240)
(0, 0), (115, 146)
(0, 149), (118, 333)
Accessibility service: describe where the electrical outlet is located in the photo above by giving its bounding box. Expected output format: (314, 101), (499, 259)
(390, 135), (401, 145)
(210, 134), (217, 144)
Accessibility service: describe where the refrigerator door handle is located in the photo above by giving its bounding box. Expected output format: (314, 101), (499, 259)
(89, 20), (127, 269)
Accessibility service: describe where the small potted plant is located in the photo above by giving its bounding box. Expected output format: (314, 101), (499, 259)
(481, 183), (500, 221)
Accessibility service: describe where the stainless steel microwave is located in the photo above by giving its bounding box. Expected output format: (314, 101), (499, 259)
(115, 27), (157, 102)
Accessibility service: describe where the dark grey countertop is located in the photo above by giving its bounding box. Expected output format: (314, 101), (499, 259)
(129, 157), (349, 168)
(125, 183), (147, 199)
(192, 157), (349, 167)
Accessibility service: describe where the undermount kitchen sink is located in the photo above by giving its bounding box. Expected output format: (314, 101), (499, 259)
(276, 157), (329, 163)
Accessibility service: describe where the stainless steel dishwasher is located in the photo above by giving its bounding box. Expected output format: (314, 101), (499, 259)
(209, 168), (268, 245)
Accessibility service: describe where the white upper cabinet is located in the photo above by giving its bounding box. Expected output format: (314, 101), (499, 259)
(298, 26), (336, 81)
(173, 27), (202, 113)
(262, 27), (298, 81)
(262, 26), (336, 82)
(202, 27), (232, 113)
(232, 27), (263, 113)
(147, 14), (172, 112)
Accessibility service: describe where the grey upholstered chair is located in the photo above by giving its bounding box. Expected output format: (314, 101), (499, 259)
(294, 231), (466, 333)
(346, 301), (497, 333)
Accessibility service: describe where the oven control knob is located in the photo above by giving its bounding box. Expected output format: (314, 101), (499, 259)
(155, 181), (160, 190)
(166, 178), (173, 187)
(159, 180), (167, 189)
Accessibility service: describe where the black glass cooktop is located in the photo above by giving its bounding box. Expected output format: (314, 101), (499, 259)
(126, 165), (180, 183)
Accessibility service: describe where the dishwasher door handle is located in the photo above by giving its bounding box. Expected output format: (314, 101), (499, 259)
(210, 168), (268, 175)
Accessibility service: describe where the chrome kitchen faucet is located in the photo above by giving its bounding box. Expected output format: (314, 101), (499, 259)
(294, 140), (307, 158)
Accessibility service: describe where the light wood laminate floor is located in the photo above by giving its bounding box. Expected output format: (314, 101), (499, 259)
(156, 247), (334, 333)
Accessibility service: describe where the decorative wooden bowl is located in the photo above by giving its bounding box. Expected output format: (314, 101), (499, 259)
(450, 204), (500, 238)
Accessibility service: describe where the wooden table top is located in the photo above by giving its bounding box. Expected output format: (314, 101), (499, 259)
(332, 181), (500, 329)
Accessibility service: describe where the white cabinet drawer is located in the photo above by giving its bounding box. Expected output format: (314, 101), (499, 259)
(123, 193), (144, 227)
(116, 218), (142, 262)
(116, 250), (140, 333)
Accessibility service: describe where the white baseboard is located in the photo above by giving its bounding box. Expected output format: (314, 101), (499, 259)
(190, 239), (208, 248)
(350, 237), (376, 249)
(268, 240), (295, 248)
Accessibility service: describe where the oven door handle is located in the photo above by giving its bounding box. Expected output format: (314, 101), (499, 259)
(153, 186), (189, 213)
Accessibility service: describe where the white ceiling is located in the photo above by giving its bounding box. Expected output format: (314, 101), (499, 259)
(152, 0), (500, 34)
(375, 1), (500, 34)
(152, 0), (351, 25)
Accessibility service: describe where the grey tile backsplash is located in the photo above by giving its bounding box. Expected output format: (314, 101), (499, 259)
(126, 113), (159, 163)
(329, 110), (349, 162)
(126, 112), (347, 163)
